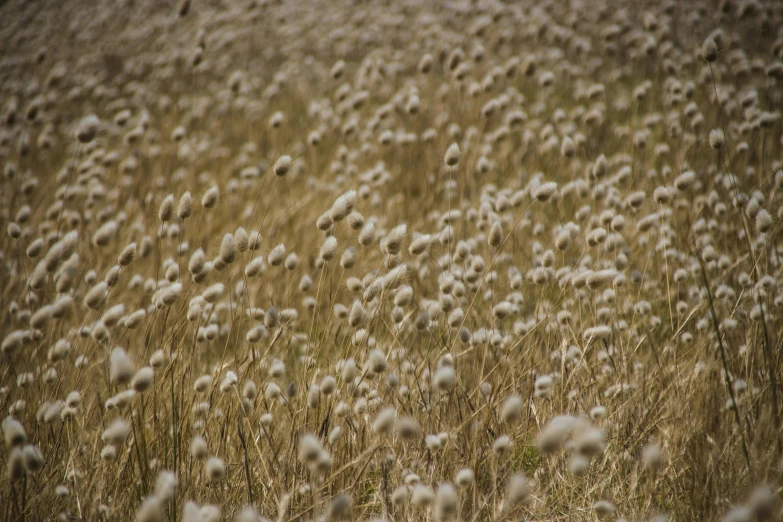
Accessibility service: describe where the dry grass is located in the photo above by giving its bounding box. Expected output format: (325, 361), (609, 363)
(1, 0), (783, 521)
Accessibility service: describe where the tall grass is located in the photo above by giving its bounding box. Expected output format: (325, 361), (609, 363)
(1, 0), (783, 521)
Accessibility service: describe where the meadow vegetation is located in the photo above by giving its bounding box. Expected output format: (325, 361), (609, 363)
(1, 0), (783, 520)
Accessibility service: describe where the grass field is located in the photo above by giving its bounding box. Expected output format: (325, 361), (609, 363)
(1, 0), (783, 521)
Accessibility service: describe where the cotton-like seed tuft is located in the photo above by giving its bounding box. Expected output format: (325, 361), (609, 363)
(722, 507), (752, 522)
(709, 129), (725, 150)
(202, 186), (219, 209)
(455, 468), (474, 487)
(569, 455), (590, 476)
(22, 444), (43, 472)
(7, 222), (21, 239)
(367, 349), (387, 374)
(3, 417), (27, 447)
(159, 194), (175, 222)
(674, 171), (695, 190)
(131, 367), (155, 392)
(177, 192), (193, 219)
(320, 375), (337, 395)
(756, 209), (771, 234)
(320, 236), (338, 261)
(506, 474), (530, 507)
(433, 366), (456, 393)
(500, 394), (523, 423)
(298, 434), (324, 463)
(154, 470), (177, 501)
(75, 115), (100, 143)
(326, 495), (351, 521)
(330, 190), (356, 221)
(274, 155), (292, 176)
(136, 496), (163, 522)
(592, 501), (616, 518)
(533, 182), (558, 202)
(102, 418), (130, 445)
(434, 483), (457, 522)
(110, 347), (135, 383)
(411, 484), (434, 508)
(359, 222), (376, 246)
(372, 407), (396, 434)
(268, 244), (286, 266)
(7, 447), (25, 481)
(488, 220), (503, 247)
(702, 37), (718, 62)
(642, 443), (662, 471)
(444, 143), (460, 167)
(534, 375), (553, 398)
(206, 457), (225, 481)
(190, 436), (208, 459)
(84, 281), (109, 309)
(409, 234), (432, 256)
(118, 242), (136, 266)
(381, 224), (407, 255)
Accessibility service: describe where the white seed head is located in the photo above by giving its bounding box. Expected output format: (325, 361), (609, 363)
(159, 194), (175, 222)
(206, 457), (225, 481)
(196, 189), (218, 215)
(177, 192), (193, 219)
(274, 155), (292, 177)
(444, 143), (460, 167)
(75, 114), (100, 143)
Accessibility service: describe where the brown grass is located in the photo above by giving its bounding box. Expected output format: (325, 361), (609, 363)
(1, 0), (783, 521)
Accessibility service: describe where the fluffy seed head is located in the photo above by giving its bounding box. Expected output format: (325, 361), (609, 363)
(506, 474), (530, 507)
(488, 220), (503, 247)
(75, 115), (100, 143)
(330, 190), (356, 221)
(433, 365), (456, 393)
(206, 457), (225, 482)
(177, 192), (193, 219)
(131, 367), (155, 392)
(500, 394), (523, 424)
(110, 347), (135, 384)
(191, 436), (208, 459)
(592, 501), (615, 518)
(220, 233), (237, 264)
(434, 483), (458, 521)
(118, 242), (136, 266)
(411, 484), (434, 508)
(159, 194), (175, 222)
(381, 224), (407, 255)
(533, 182), (558, 202)
(455, 468), (474, 487)
(709, 129), (725, 150)
(444, 143), (460, 167)
(320, 236), (338, 261)
(202, 186), (219, 209)
(268, 244), (286, 266)
(298, 434), (324, 463)
(274, 155), (292, 177)
(702, 37), (718, 62)
(102, 418), (130, 445)
(3, 417), (26, 447)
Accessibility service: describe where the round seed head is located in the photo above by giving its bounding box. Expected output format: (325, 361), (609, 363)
(177, 192), (193, 219)
(75, 115), (100, 143)
(206, 457), (225, 482)
(159, 194), (175, 222)
(202, 186), (219, 209)
(274, 155), (292, 177)
(444, 143), (460, 167)
(702, 37), (718, 62)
